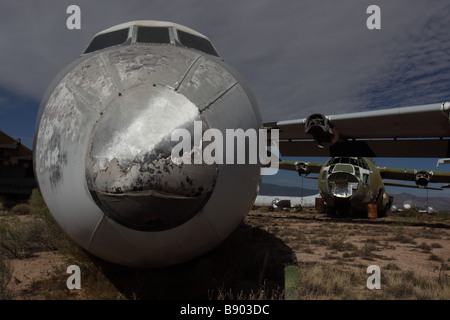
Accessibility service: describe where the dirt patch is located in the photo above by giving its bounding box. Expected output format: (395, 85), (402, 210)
(6, 251), (66, 299)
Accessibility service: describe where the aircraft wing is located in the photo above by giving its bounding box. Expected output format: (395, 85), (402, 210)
(278, 160), (323, 176)
(264, 102), (450, 158)
(382, 181), (442, 191)
(378, 166), (450, 189)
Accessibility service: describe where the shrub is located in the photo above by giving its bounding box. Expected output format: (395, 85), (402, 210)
(429, 254), (443, 262)
(0, 217), (56, 259)
(0, 252), (13, 299)
(417, 242), (432, 253)
(10, 203), (31, 215)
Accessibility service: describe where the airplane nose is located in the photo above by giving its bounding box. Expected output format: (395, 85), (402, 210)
(328, 172), (359, 199)
(86, 84), (218, 231)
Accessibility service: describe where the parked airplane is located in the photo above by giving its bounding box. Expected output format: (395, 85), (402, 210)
(34, 20), (450, 267)
(34, 21), (261, 267)
(437, 158), (450, 168)
(276, 157), (450, 217)
(391, 201), (435, 214)
(253, 193), (320, 209)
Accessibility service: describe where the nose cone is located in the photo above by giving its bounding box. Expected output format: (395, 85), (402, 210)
(86, 85), (218, 231)
(328, 171), (359, 200)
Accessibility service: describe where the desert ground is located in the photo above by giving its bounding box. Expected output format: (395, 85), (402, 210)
(1, 191), (450, 300)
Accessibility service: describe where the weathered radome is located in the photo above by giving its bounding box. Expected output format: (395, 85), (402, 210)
(34, 21), (261, 267)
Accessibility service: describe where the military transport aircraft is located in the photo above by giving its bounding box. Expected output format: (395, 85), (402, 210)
(264, 105), (450, 216)
(34, 20), (450, 267)
(275, 157), (450, 217)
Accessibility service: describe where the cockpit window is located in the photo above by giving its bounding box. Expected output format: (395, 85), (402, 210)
(349, 158), (359, 166)
(358, 158), (371, 170)
(82, 23), (221, 58)
(328, 157), (367, 169)
(177, 29), (219, 57)
(84, 28), (129, 54)
(136, 26), (171, 44)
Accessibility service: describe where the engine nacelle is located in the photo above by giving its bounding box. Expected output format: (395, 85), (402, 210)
(305, 113), (339, 148)
(295, 162), (309, 176)
(415, 170), (431, 188)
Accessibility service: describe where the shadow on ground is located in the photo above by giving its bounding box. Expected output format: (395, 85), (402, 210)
(91, 222), (296, 299)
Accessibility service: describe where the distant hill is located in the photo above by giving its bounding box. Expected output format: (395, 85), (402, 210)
(391, 192), (450, 210)
(258, 183), (318, 197)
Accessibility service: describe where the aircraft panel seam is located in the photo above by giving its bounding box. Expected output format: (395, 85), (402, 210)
(174, 54), (202, 91)
(64, 78), (102, 114)
(99, 52), (124, 94)
(88, 215), (106, 250)
(201, 82), (238, 113)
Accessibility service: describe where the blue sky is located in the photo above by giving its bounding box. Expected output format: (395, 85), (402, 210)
(1, 0), (450, 197)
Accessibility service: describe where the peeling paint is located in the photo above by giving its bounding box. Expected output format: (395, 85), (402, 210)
(92, 156), (216, 196)
(177, 56), (237, 111)
(36, 81), (81, 189)
(107, 46), (200, 92)
(88, 85), (201, 172)
(84, 83), (219, 230)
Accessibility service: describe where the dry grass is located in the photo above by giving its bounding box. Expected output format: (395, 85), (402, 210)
(289, 262), (450, 300)
(0, 253), (13, 299)
(9, 203), (31, 215)
(382, 269), (450, 299)
(246, 207), (450, 300)
(295, 263), (367, 299)
(0, 217), (50, 259)
(1, 190), (124, 300)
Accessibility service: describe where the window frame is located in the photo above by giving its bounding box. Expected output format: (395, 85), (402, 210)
(83, 27), (131, 54)
(83, 24), (221, 58)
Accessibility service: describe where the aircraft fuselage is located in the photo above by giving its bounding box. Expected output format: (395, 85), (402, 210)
(33, 21), (262, 267)
(317, 157), (391, 216)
